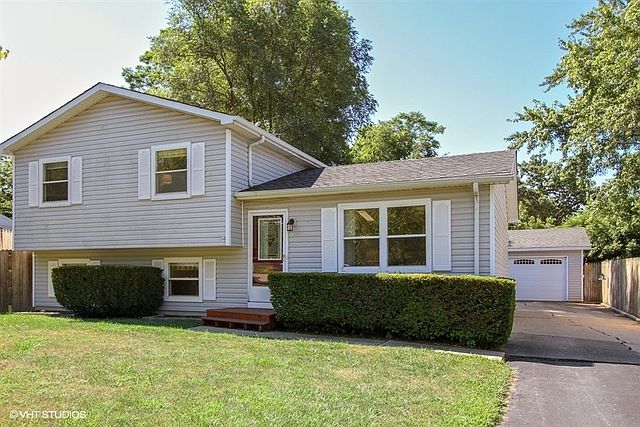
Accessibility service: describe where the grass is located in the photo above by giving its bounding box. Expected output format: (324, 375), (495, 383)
(0, 314), (512, 426)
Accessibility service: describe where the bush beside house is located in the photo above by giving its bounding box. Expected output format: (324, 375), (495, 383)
(53, 265), (164, 317)
(269, 273), (516, 349)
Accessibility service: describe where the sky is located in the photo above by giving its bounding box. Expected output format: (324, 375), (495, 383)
(0, 0), (595, 155)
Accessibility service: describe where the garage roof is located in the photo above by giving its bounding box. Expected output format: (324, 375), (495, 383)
(508, 227), (591, 251)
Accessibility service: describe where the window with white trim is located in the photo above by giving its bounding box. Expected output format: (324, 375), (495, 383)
(154, 144), (189, 196)
(513, 259), (535, 265)
(41, 158), (70, 204)
(541, 259), (563, 265)
(339, 199), (429, 273)
(164, 257), (203, 302)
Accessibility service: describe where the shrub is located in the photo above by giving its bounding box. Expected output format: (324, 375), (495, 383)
(269, 273), (515, 349)
(53, 265), (164, 318)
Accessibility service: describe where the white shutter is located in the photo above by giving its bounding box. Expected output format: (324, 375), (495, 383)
(29, 161), (39, 207)
(191, 142), (205, 196)
(138, 149), (151, 200)
(70, 156), (83, 204)
(47, 260), (59, 297)
(87, 260), (101, 266)
(321, 207), (338, 272)
(203, 258), (217, 300)
(432, 200), (452, 271)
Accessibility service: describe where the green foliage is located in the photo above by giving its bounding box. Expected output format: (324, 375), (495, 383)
(565, 153), (640, 260)
(269, 272), (515, 349)
(350, 111), (444, 163)
(0, 157), (12, 217)
(511, 155), (591, 229)
(123, 0), (377, 165)
(52, 265), (164, 317)
(508, 0), (639, 254)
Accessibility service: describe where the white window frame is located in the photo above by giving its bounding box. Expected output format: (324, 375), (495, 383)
(257, 217), (283, 261)
(151, 142), (191, 200)
(164, 257), (203, 302)
(337, 198), (432, 274)
(39, 156), (71, 207)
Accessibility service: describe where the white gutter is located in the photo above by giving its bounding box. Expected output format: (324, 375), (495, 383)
(248, 136), (266, 187)
(473, 182), (480, 275)
(236, 174), (514, 200)
(508, 246), (592, 252)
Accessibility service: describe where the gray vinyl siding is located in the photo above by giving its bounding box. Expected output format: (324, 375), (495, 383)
(508, 249), (583, 301)
(244, 185), (490, 275)
(493, 184), (509, 276)
(479, 185), (490, 274)
(229, 132), (307, 246)
(34, 247), (248, 314)
(13, 96), (228, 250)
(250, 143), (307, 186)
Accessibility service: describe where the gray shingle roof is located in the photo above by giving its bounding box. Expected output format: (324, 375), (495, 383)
(244, 149), (516, 192)
(508, 228), (591, 250)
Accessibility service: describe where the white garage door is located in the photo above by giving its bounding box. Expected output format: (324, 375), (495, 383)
(508, 257), (567, 301)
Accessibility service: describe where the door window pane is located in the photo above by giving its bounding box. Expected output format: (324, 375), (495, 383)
(344, 208), (379, 237)
(258, 218), (282, 260)
(388, 237), (426, 266)
(344, 239), (380, 267)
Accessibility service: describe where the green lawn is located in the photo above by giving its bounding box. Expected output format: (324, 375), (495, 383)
(0, 314), (511, 426)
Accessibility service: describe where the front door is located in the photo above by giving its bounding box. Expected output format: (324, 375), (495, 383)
(249, 212), (286, 303)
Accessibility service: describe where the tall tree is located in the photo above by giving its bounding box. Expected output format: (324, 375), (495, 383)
(0, 157), (12, 217)
(123, 0), (377, 165)
(508, 0), (639, 243)
(350, 112), (444, 164)
(565, 153), (640, 260)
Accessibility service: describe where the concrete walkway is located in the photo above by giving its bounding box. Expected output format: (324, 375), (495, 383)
(503, 302), (640, 427)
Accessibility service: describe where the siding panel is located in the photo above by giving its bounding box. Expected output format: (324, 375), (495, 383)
(13, 96), (228, 250)
(34, 247), (248, 314)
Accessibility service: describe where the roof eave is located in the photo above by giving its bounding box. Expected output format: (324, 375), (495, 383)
(235, 173), (514, 200)
(508, 246), (592, 252)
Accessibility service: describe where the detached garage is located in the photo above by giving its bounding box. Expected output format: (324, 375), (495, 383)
(507, 228), (591, 302)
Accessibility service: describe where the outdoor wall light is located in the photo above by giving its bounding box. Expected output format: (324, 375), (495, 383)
(287, 217), (295, 231)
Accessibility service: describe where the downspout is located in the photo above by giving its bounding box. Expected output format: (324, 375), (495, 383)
(473, 182), (480, 275)
(247, 136), (266, 187)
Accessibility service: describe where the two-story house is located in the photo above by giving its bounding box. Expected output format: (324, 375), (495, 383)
(1, 83), (522, 314)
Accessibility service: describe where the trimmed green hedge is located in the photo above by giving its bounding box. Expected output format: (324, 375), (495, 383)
(269, 273), (515, 349)
(53, 265), (164, 318)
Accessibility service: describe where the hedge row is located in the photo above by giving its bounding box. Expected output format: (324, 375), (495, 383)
(52, 265), (164, 318)
(268, 273), (515, 349)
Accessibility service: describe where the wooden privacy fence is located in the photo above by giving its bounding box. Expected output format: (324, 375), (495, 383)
(585, 257), (640, 318)
(0, 229), (12, 250)
(583, 262), (603, 303)
(0, 250), (33, 312)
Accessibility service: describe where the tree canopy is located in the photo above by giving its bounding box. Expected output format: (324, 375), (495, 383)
(350, 112), (444, 164)
(123, 0), (377, 165)
(508, 0), (639, 259)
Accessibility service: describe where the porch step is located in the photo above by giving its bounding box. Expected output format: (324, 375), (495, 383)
(202, 308), (276, 331)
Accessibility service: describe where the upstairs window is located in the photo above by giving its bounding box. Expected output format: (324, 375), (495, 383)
(42, 160), (69, 202)
(155, 146), (188, 195)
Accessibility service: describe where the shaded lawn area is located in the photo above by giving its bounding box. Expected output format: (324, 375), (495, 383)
(0, 315), (511, 426)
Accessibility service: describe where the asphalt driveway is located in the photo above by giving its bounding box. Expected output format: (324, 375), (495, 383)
(502, 302), (640, 427)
